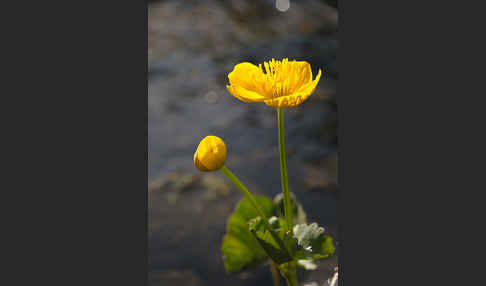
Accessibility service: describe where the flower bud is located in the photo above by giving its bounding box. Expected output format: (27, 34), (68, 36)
(193, 136), (227, 172)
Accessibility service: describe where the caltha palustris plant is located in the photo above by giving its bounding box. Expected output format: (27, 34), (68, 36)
(193, 58), (335, 286)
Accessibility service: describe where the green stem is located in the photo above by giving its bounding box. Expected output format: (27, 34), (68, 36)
(280, 261), (299, 286)
(277, 109), (299, 286)
(220, 165), (290, 257)
(277, 108), (293, 231)
(283, 269), (299, 286)
(220, 166), (268, 221)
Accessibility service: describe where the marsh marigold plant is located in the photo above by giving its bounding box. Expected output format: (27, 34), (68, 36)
(226, 58), (322, 108)
(192, 58), (335, 286)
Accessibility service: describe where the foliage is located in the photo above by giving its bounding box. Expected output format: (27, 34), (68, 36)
(221, 194), (335, 276)
(221, 195), (274, 272)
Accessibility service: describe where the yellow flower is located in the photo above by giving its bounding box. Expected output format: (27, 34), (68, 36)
(226, 58), (322, 108)
(194, 136), (227, 172)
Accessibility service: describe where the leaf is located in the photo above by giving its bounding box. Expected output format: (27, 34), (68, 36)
(248, 217), (293, 265)
(293, 223), (335, 260)
(312, 234), (335, 260)
(293, 223), (324, 248)
(221, 195), (275, 273)
(265, 216), (309, 259)
(273, 192), (307, 225)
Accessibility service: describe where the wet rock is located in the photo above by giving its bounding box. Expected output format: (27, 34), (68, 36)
(149, 171), (201, 193)
(149, 171), (232, 204)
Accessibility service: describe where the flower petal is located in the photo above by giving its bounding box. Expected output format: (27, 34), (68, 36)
(297, 68), (322, 94)
(264, 92), (308, 108)
(264, 69), (322, 108)
(226, 85), (267, 102)
(282, 60), (313, 94)
(228, 62), (268, 98)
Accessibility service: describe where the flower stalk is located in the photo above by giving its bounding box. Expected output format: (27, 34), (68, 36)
(220, 166), (269, 221)
(220, 165), (291, 263)
(283, 268), (299, 286)
(280, 261), (299, 286)
(277, 108), (299, 286)
(277, 108), (293, 232)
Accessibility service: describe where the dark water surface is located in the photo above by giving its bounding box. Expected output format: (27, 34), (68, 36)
(149, 1), (339, 285)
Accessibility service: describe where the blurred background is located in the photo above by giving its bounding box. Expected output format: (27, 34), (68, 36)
(148, 0), (338, 285)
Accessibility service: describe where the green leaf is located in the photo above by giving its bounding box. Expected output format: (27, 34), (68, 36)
(248, 217), (293, 265)
(312, 235), (335, 259)
(293, 223), (335, 260)
(221, 195), (275, 273)
(265, 216), (309, 259)
(273, 192), (307, 225)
